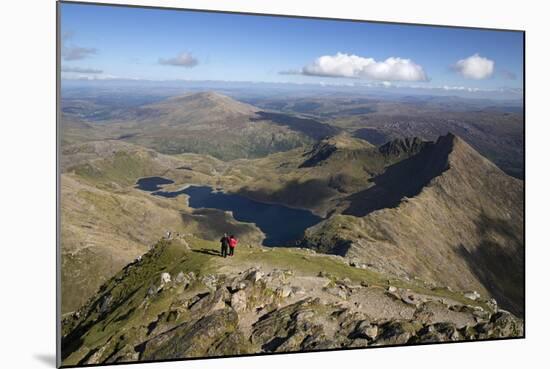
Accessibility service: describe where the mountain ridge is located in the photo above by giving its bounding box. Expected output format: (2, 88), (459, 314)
(137, 91), (260, 127)
(303, 133), (524, 315)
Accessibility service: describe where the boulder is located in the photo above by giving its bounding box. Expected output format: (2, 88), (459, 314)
(106, 344), (140, 363)
(487, 298), (499, 313)
(374, 321), (421, 346)
(412, 322), (462, 343)
(401, 294), (417, 306)
(147, 286), (157, 297)
(175, 272), (190, 287)
(231, 290), (247, 312)
(98, 294), (113, 314)
(141, 309), (239, 360)
(489, 311), (524, 337)
(246, 269), (265, 283)
(325, 287), (347, 300)
(464, 291), (481, 301)
(190, 288), (228, 313)
(201, 274), (218, 290)
(229, 279), (248, 292)
(278, 286), (293, 298)
(354, 320), (378, 340)
(160, 272), (171, 285)
(349, 259), (369, 269)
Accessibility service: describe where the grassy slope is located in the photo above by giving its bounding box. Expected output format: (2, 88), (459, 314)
(61, 174), (187, 312)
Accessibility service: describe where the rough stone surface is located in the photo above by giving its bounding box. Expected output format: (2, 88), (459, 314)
(160, 272), (172, 285)
(231, 290), (247, 312)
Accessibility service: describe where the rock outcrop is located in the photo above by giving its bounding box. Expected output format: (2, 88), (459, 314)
(61, 239), (523, 366)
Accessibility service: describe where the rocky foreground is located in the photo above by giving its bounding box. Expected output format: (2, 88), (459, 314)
(61, 237), (523, 366)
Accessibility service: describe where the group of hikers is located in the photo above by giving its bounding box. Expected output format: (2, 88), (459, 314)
(219, 233), (239, 257)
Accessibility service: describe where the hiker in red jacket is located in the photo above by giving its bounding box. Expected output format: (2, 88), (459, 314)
(228, 234), (238, 256)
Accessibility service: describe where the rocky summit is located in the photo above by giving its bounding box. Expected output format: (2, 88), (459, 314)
(61, 237), (523, 366)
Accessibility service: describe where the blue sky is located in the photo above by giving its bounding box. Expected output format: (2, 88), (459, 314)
(60, 2), (523, 95)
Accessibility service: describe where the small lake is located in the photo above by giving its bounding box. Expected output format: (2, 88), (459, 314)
(135, 176), (174, 191)
(136, 177), (323, 246)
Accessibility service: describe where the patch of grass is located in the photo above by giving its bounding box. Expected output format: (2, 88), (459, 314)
(74, 151), (155, 186)
(186, 236), (488, 310)
(63, 239), (214, 365)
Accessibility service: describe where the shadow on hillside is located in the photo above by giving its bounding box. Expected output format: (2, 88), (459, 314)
(181, 209), (257, 242)
(353, 128), (390, 145)
(192, 248), (221, 257)
(237, 178), (336, 210)
(455, 212), (524, 317)
(251, 111), (339, 140)
(342, 139), (451, 217)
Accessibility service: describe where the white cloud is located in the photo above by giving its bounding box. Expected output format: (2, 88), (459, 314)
(453, 54), (494, 80)
(61, 73), (127, 81)
(63, 46), (97, 61)
(61, 31), (97, 61)
(158, 52), (198, 67)
(61, 66), (102, 74)
(442, 85), (480, 92)
(290, 52), (428, 81)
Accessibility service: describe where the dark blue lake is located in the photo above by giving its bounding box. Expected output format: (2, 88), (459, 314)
(136, 177), (323, 246)
(135, 176), (174, 191)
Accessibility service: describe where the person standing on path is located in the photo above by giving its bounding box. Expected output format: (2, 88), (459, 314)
(228, 234), (238, 256)
(220, 233), (229, 258)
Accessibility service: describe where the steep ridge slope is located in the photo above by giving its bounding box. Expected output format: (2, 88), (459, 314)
(347, 109), (524, 178)
(233, 134), (425, 216)
(303, 134), (524, 315)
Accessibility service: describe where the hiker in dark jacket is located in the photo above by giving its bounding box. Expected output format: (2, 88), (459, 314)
(228, 234), (238, 256)
(220, 233), (229, 258)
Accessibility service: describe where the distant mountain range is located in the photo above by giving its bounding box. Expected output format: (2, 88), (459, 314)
(62, 91), (524, 177)
(62, 91), (339, 160)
